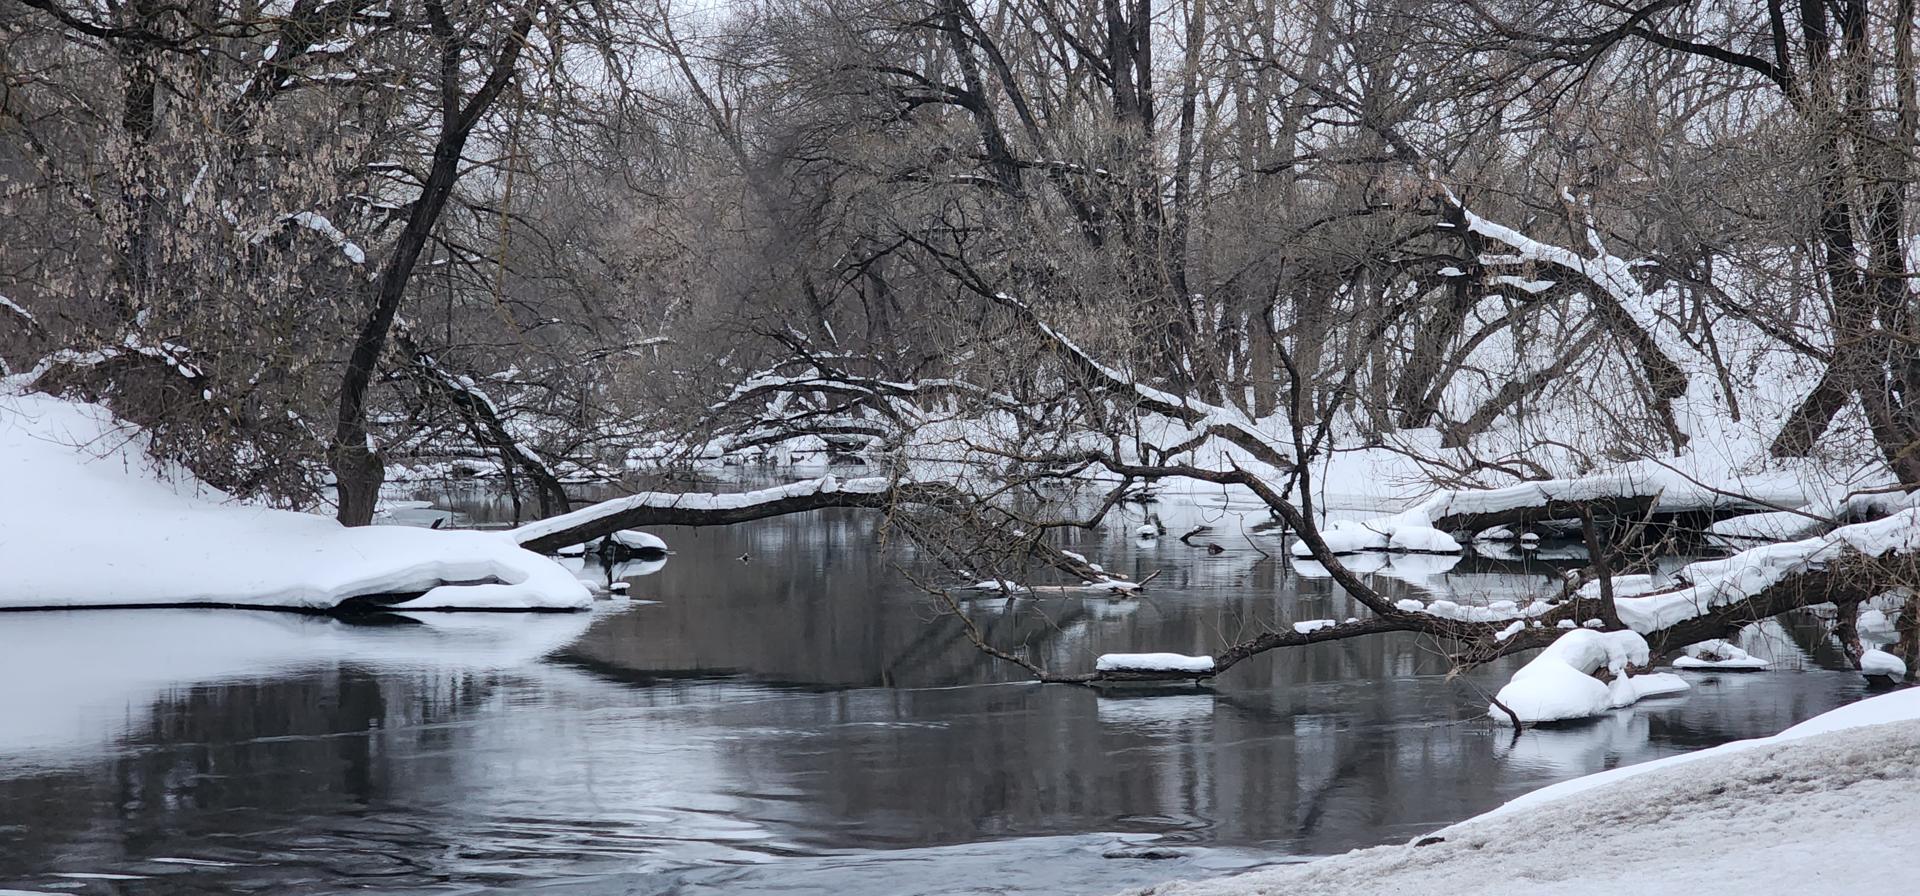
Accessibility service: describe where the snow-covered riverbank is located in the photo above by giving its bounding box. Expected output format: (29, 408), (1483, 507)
(1128, 689), (1920, 896)
(0, 389), (589, 611)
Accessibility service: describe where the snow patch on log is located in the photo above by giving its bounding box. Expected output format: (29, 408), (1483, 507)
(1672, 639), (1769, 671)
(1095, 653), (1215, 674)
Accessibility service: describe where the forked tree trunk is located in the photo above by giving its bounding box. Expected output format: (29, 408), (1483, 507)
(329, 3), (535, 525)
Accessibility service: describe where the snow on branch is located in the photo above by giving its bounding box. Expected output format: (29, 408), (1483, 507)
(401, 337), (570, 514)
(1435, 183), (1693, 446)
(1615, 508), (1920, 635)
(24, 334), (205, 387)
(986, 292), (1295, 472)
(0, 295), (40, 334)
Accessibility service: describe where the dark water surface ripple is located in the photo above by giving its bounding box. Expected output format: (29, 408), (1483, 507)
(0, 491), (1868, 895)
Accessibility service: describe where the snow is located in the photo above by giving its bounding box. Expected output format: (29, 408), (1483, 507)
(1289, 519), (1387, 555)
(283, 211), (365, 264)
(1292, 619), (1336, 634)
(1606, 670), (1690, 705)
(1094, 653), (1215, 674)
(0, 390), (589, 611)
(0, 294), (32, 323)
(609, 529), (668, 552)
(1491, 274), (1556, 293)
(1489, 629), (1686, 724)
(1612, 508), (1920, 632)
(1672, 638), (1769, 671)
(1287, 510), (1461, 557)
(1385, 524), (1461, 553)
(1135, 690), (1920, 896)
(1860, 648), (1907, 679)
(1573, 573), (1664, 599)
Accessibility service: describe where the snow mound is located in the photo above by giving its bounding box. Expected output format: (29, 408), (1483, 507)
(1861, 648), (1907, 680)
(1490, 629), (1687, 724)
(1672, 639), (1769, 671)
(1095, 653), (1214, 674)
(1291, 519), (1388, 555)
(1386, 524), (1462, 553)
(609, 529), (668, 552)
(0, 390), (590, 611)
(1289, 510), (1462, 557)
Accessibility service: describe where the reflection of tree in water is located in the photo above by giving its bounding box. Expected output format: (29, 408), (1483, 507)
(0, 666), (520, 892)
(564, 507), (1516, 690)
(660, 675), (1531, 853)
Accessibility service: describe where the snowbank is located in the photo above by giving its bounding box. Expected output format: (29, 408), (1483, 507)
(1129, 690), (1920, 896)
(1095, 653), (1215, 674)
(0, 390), (590, 611)
(1490, 629), (1687, 724)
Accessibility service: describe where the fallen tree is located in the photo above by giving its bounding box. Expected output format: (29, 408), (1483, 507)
(508, 276), (1920, 696)
(509, 474), (1121, 584)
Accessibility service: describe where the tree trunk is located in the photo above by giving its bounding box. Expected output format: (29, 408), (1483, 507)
(329, 3), (535, 525)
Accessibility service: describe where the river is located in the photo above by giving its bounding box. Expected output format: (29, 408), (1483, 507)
(0, 483), (1868, 894)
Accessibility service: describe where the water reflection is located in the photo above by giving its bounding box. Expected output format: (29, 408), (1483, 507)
(0, 492), (1872, 895)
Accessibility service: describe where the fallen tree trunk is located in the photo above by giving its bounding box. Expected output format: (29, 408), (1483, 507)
(1416, 473), (1774, 536)
(512, 476), (935, 553)
(510, 475), (1117, 583)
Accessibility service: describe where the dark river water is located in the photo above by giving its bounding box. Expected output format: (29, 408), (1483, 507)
(0, 482), (1870, 895)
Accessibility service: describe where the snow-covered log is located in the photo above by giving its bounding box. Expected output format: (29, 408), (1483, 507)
(1321, 464), (1779, 549)
(513, 474), (1122, 584)
(1672, 639), (1769, 671)
(511, 475), (920, 553)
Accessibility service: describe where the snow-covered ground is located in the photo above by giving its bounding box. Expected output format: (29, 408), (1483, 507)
(1125, 689), (1920, 896)
(0, 390), (589, 611)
